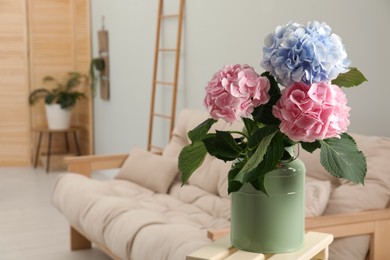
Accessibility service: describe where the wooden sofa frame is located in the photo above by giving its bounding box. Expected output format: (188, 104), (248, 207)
(64, 154), (390, 260)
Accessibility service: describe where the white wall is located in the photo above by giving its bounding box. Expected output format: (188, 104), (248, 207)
(91, 0), (390, 154)
(91, 0), (157, 154)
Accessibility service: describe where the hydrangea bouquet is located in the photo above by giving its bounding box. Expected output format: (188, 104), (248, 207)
(179, 21), (367, 194)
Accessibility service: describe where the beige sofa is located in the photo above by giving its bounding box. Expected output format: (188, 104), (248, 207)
(52, 109), (390, 260)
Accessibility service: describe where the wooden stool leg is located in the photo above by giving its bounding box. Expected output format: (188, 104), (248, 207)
(64, 132), (70, 152)
(46, 133), (52, 173)
(73, 130), (81, 155)
(34, 132), (43, 168)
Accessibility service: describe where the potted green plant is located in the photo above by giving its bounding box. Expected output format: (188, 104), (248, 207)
(29, 72), (89, 130)
(90, 57), (105, 95)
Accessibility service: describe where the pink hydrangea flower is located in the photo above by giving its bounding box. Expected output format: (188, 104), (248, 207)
(204, 64), (270, 123)
(272, 81), (350, 142)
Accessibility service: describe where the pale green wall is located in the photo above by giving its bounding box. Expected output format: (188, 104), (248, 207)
(91, 0), (390, 154)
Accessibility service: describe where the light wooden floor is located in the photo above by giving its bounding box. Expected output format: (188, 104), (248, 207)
(0, 167), (112, 260)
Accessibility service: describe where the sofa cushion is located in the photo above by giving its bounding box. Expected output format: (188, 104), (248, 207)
(51, 173), (125, 230)
(52, 173), (230, 260)
(115, 146), (178, 193)
(163, 109), (242, 196)
(169, 181), (231, 220)
(305, 177), (331, 217)
(53, 173), (331, 259)
(130, 224), (210, 260)
(187, 155), (233, 195)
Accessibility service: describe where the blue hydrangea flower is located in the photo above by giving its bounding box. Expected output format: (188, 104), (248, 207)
(261, 21), (350, 87)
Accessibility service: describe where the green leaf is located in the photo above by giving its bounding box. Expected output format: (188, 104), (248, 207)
(244, 132), (284, 184)
(202, 133), (241, 162)
(228, 133), (284, 194)
(66, 76), (81, 90)
(331, 67), (368, 88)
(228, 160), (245, 193)
(250, 175), (268, 196)
(90, 58), (105, 95)
(242, 117), (257, 137)
(248, 125), (278, 150)
(187, 118), (217, 142)
(319, 133), (367, 184)
(43, 76), (56, 82)
(213, 131), (242, 161)
(28, 88), (51, 105)
(44, 93), (56, 104)
(93, 58), (105, 71)
(178, 141), (208, 184)
(252, 72), (281, 125)
(202, 133), (217, 154)
(301, 140), (321, 153)
(234, 131), (277, 183)
(58, 92), (85, 109)
(234, 132), (284, 195)
(281, 147), (294, 161)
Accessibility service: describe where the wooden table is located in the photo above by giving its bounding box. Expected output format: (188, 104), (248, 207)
(33, 127), (81, 173)
(186, 232), (333, 260)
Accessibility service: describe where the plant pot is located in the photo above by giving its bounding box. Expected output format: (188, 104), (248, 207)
(230, 157), (306, 253)
(45, 104), (71, 130)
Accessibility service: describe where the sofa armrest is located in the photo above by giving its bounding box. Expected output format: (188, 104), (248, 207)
(305, 208), (390, 237)
(207, 228), (230, 241)
(65, 154), (128, 178)
(306, 207), (390, 260)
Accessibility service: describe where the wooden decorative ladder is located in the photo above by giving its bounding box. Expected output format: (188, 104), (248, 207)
(147, 0), (185, 153)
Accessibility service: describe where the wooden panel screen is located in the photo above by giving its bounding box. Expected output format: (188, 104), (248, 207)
(28, 0), (75, 129)
(0, 0), (31, 166)
(0, 0), (92, 166)
(28, 0), (92, 160)
(73, 0), (93, 155)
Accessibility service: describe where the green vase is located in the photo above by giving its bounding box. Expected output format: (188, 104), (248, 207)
(230, 156), (306, 253)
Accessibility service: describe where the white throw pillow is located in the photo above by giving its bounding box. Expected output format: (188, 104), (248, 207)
(305, 176), (332, 217)
(115, 146), (179, 193)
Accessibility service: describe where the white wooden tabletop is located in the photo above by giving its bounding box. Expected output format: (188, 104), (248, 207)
(187, 232), (333, 260)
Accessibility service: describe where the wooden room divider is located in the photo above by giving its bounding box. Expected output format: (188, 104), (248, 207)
(0, 0), (93, 166)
